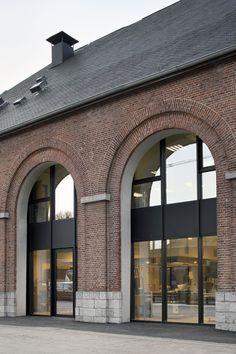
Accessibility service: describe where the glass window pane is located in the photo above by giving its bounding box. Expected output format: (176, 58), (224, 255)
(203, 143), (215, 168)
(31, 168), (50, 200)
(203, 236), (217, 324)
(29, 201), (50, 223)
(33, 250), (51, 315)
(167, 238), (198, 323)
(134, 241), (162, 321)
(134, 143), (160, 180)
(202, 171), (216, 199)
(56, 249), (73, 316)
(166, 134), (197, 204)
(132, 181), (161, 209)
(55, 165), (74, 220)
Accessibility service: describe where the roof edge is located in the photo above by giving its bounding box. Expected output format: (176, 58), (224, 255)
(1, 44), (236, 139)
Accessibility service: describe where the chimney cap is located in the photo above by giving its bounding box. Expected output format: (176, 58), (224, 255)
(46, 31), (78, 46)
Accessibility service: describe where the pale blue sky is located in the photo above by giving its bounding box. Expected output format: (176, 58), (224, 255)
(0, 0), (178, 94)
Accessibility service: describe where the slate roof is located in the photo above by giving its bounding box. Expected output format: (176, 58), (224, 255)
(1, 0), (236, 136)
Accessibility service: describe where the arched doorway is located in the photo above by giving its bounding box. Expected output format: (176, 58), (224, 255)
(131, 132), (217, 324)
(27, 164), (76, 316)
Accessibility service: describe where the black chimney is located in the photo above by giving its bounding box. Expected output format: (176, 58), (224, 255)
(46, 31), (79, 67)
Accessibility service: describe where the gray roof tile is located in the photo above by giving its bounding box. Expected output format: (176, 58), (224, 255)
(1, 0), (236, 135)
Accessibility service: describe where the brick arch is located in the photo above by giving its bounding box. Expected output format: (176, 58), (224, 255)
(97, 98), (234, 193)
(107, 111), (229, 188)
(4, 144), (87, 294)
(105, 108), (232, 299)
(3, 137), (91, 210)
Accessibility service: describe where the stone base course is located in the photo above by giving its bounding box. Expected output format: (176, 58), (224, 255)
(216, 292), (236, 331)
(0, 292), (16, 317)
(75, 291), (122, 323)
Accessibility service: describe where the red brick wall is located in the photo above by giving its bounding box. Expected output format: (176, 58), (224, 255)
(0, 55), (235, 293)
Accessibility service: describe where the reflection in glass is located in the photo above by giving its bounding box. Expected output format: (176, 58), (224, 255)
(203, 236), (217, 324)
(55, 167), (74, 220)
(134, 143), (160, 180)
(202, 171), (216, 199)
(203, 143), (214, 167)
(134, 241), (162, 321)
(56, 250), (73, 315)
(167, 238), (198, 323)
(29, 201), (50, 223)
(166, 134), (197, 204)
(31, 168), (50, 200)
(132, 181), (161, 209)
(33, 250), (50, 315)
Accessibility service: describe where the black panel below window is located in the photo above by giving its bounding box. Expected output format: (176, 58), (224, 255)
(200, 198), (217, 236)
(131, 206), (162, 241)
(29, 222), (51, 250)
(52, 219), (75, 249)
(164, 201), (198, 238)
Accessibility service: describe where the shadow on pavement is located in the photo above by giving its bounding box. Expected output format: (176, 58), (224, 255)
(0, 317), (235, 344)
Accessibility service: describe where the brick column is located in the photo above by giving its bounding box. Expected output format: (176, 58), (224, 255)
(216, 173), (236, 331)
(0, 214), (16, 317)
(75, 194), (122, 323)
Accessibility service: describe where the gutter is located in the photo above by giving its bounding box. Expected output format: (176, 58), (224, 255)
(0, 44), (236, 138)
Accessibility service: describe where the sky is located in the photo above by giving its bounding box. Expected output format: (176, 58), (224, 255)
(0, 0), (179, 94)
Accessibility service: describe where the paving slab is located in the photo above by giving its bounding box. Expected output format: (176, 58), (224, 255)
(0, 317), (235, 354)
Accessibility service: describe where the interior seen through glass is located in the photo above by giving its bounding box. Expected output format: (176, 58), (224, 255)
(203, 236), (217, 324)
(55, 165), (74, 220)
(134, 143), (160, 180)
(28, 165), (75, 317)
(56, 250), (73, 316)
(166, 135), (197, 204)
(167, 238), (198, 323)
(133, 237), (217, 323)
(134, 241), (162, 321)
(33, 250), (51, 316)
(132, 133), (216, 209)
(132, 133), (217, 324)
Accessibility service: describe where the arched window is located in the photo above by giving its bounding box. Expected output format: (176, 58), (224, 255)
(27, 165), (75, 317)
(131, 133), (217, 325)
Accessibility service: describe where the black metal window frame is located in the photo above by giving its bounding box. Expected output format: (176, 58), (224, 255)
(132, 137), (215, 200)
(27, 165), (77, 317)
(131, 135), (216, 324)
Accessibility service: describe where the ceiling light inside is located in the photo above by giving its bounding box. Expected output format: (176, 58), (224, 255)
(166, 144), (183, 152)
(133, 192), (143, 198)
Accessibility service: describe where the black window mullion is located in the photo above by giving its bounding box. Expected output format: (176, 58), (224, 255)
(197, 138), (203, 324)
(160, 139), (167, 322)
(160, 139), (166, 206)
(198, 237), (203, 323)
(50, 166), (55, 316)
(50, 165), (55, 221)
(162, 239), (167, 322)
(29, 196), (51, 204)
(132, 175), (161, 185)
(73, 187), (77, 318)
(200, 166), (215, 173)
(51, 249), (56, 316)
(130, 243), (135, 320)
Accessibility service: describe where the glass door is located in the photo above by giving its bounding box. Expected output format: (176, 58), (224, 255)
(55, 249), (74, 316)
(166, 238), (198, 323)
(133, 241), (162, 321)
(31, 250), (51, 315)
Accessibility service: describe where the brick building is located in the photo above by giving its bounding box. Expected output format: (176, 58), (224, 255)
(0, 0), (236, 331)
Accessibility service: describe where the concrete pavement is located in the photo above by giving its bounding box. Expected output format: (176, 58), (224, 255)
(0, 317), (235, 354)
